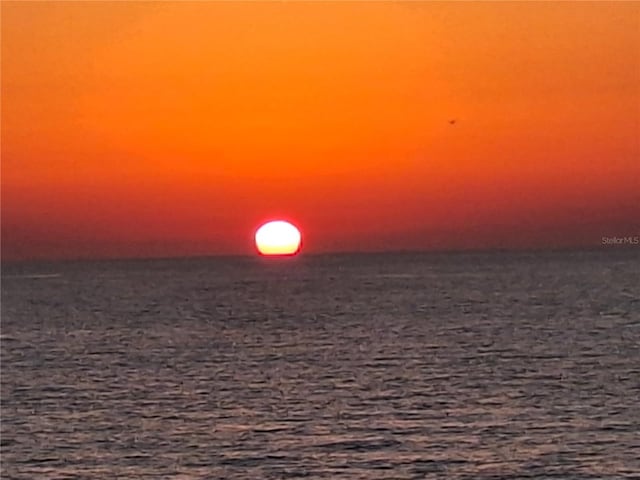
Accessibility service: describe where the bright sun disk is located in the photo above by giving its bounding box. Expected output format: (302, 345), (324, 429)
(255, 220), (302, 256)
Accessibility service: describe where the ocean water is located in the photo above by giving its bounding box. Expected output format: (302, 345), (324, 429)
(1, 249), (639, 479)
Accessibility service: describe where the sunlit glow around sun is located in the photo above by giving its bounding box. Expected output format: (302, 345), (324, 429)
(255, 220), (302, 256)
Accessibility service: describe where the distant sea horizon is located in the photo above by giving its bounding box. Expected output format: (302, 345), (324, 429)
(2, 242), (638, 266)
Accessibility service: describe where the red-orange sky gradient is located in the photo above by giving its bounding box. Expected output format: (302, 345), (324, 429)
(2, 2), (639, 260)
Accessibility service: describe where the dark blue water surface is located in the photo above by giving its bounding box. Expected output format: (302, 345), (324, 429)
(2, 249), (639, 479)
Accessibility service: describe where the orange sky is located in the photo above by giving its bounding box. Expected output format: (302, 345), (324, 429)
(2, 1), (639, 260)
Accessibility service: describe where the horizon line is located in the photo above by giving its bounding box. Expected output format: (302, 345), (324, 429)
(2, 243), (636, 265)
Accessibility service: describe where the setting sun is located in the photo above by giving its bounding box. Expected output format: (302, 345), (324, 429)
(255, 221), (302, 256)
